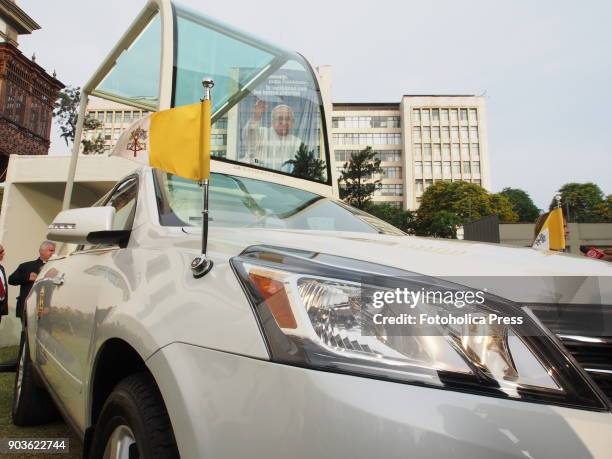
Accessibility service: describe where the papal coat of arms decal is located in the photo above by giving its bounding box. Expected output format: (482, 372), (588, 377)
(127, 126), (148, 157)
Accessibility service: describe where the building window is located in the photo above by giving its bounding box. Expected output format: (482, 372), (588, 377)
(214, 116), (228, 129)
(332, 116), (400, 129)
(433, 161), (442, 179)
(423, 144), (432, 159)
(422, 127), (431, 142)
(334, 149), (401, 163)
(441, 109), (449, 124)
(123, 112), (132, 124)
(412, 109), (421, 124)
(472, 162), (480, 174)
(412, 128), (421, 142)
(450, 109), (458, 124)
(432, 109), (440, 123)
(383, 167), (402, 179)
(443, 161), (451, 178)
(433, 143), (441, 160)
(460, 108), (468, 124)
(432, 126), (440, 142)
(386, 202), (402, 209)
(376, 184), (403, 196)
(332, 133), (401, 145)
(442, 143), (451, 161)
(451, 127), (459, 141)
(211, 150), (226, 158)
(441, 126), (449, 142)
(211, 134), (227, 145)
(423, 161), (432, 178)
(379, 150), (401, 162)
(451, 143), (460, 160)
(460, 126), (469, 142)
(471, 143), (480, 159)
(416, 180), (424, 195)
(452, 161), (461, 176)
(461, 143), (470, 160)
(469, 109), (478, 124)
(470, 126), (479, 141)
(414, 161), (423, 179)
(414, 144), (422, 160)
(106, 112), (114, 123)
(105, 129), (112, 140)
(463, 161), (471, 174)
(422, 109), (430, 125)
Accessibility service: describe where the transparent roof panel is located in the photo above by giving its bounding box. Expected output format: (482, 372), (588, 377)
(173, 12), (277, 112)
(94, 14), (161, 109)
(173, 4), (330, 184)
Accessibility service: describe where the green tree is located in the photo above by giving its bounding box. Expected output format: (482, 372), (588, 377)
(593, 195), (612, 222)
(489, 193), (521, 222)
(365, 203), (416, 234)
(338, 146), (382, 209)
(54, 85), (106, 154)
(81, 133), (105, 155)
(550, 183), (606, 222)
(425, 210), (463, 238)
(283, 143), (326, 181)
(499, 187), (540, 222)
(416, 181), (518, 238)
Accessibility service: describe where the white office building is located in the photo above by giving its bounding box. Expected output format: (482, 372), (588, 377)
(332, 95), (490, 210)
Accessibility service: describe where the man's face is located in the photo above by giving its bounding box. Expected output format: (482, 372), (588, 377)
(271, 107), (294, 137)
(39, 244), (56, 262)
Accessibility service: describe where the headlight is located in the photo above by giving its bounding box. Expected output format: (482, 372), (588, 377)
(231, 245), (609, 411)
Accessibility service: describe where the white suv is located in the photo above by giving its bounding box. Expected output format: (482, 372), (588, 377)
(11, 166), (612, 459)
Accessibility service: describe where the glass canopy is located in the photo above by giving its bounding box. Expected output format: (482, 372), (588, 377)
(95, 14), (161, 110)
(93, 1), (330, 185)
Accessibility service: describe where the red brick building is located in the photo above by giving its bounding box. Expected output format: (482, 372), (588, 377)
(0, 0), (64, 180)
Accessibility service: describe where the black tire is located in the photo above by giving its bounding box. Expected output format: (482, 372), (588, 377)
(88, 372), (180, 459)
(12, 331), (59, 426)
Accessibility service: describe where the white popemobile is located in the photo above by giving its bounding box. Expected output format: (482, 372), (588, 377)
(11, 1), (612, 458)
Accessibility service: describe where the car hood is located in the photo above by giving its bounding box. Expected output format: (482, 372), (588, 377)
(179, 227), (611, 303)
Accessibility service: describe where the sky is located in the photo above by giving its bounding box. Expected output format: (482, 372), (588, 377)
(17, 0), (612, 209)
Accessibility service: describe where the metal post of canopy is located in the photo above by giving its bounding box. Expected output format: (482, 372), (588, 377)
(62, 94), (88, 210)
(61, 0), (174, 210)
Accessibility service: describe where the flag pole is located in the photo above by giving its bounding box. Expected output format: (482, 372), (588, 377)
(191, 78), (214, 278)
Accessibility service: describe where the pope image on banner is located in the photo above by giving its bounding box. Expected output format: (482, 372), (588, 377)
(532, 208), (566, 251)
(110, 100), (212, 182)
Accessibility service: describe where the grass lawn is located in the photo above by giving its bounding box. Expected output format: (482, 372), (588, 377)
(0, 346), (82, 458)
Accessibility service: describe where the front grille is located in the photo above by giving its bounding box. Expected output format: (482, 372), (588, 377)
(528, 303), (612, 403)
(557, 335), (612, 402)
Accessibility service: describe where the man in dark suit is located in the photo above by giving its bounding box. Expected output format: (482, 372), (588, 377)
(9, 241), (56, 319)
(0, 244), (8, 322)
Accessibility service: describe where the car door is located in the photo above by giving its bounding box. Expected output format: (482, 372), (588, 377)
(34, 176), (139, 426)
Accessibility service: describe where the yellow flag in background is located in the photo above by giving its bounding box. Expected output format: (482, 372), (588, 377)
(111, 101), (211, 181)
(532, 208), (566, 251)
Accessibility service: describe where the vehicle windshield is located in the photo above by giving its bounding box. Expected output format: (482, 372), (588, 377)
(154, 171), (404, 235)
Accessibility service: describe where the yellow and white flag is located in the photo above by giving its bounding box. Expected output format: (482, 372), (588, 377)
(110, 101), (211, 181)
(532, 208), (566, 251)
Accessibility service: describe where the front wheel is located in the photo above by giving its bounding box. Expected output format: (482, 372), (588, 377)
(88, 372), (179, 459)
